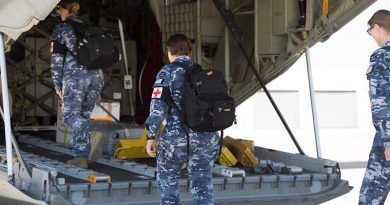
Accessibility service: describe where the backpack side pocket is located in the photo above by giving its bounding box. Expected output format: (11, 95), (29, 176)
(212, 99), (235, 130)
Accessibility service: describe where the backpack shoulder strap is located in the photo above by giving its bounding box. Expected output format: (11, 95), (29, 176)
(168, 61), (191, 111)
(63, 19), (86, 36)
(61, 19), (91, 61)
(168, 61), (196, 123)
(169, 62), (192, 155)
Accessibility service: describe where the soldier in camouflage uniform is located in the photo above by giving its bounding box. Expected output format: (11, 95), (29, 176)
(145, 34), (220, 205)
(359, 10), (390, 205)
(50, 0), (104, 169)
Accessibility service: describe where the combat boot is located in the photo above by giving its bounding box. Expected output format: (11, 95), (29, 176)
(67, 157), (88, 169)
(89, 131), (104, 162)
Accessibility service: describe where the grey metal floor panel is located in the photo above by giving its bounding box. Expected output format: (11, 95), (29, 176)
(3, 131), (351, 205)
(19, 142), (154, 182)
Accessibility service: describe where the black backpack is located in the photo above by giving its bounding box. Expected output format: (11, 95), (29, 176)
(64, 19), (119, 69)
(173, 62), (236, 132)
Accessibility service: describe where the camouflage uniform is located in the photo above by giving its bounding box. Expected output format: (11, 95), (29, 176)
(145, 56), (220, 205)
(359, 41), (390, 205)
(50, 15), (104, 157)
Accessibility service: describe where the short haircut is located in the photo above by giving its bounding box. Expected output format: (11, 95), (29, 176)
(166, 34), (192, 56)
(59, 0), (80, 15)
(368, 10), (390, 32)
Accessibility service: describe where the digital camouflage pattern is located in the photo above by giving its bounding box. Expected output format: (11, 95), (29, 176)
(360, 41), (390, 204)
(145, 56), (220, 205)
(50, 15), (104, 157)
(359, 147), (390, 205)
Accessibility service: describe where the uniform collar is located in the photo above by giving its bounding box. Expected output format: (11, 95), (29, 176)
(173, 55), (192, 64)
(382, 40), (390, 47)
(67, 15), (77, 21)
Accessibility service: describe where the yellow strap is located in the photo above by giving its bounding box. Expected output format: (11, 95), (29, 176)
(322, 0), (328, 16)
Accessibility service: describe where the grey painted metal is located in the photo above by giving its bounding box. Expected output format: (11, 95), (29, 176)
(228, 0), (377, 107)
(6, 25), (137, 123)
(254, 146), (337, 174)
(17, 135), (351, 204)
(96, 158), (156, 178)
(212, 165), (245, 177)
(305, 48), (322, 158)
(20, 134), (246, 178)
(224, 0), (230, 84)
(15, 125), (57, 132)
(21, 166), (51, 203)
(213, 0), (305, 155)
(118, 18), (135, 117)
(0, 33), (13, 179)
(19, 134), (73, 155)
(0, 105), (32, 179)
(50, 171), (348, 205)
(0, 146), (110, 183)
(7, 27), (57, 117)
(4, 140), (352, 205)
(253, 0), (258, 70)
(4, 0), (376, 126)
(19, 135), (157, 177)
(118, 19), (129, 76)
(196, 0), (201, 63)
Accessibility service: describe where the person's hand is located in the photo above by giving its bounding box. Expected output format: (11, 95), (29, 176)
(385, 146), (390, 161)
(56, 89), (63, 99)
(146, 139), (156, 157)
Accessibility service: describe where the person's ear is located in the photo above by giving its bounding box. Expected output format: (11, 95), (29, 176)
(167, 49), (172, 57)
(73, 3), (80, 12)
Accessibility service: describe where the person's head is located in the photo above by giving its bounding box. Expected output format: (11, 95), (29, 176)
(165, 34), (192, 63)
(368, 10), (390, 47)
(58, 0), (80, 21)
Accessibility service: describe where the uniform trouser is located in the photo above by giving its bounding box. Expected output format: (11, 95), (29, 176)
(157, 131), (220, 205)
(62, 74), (103, 157)
(359, 145), (390, 205)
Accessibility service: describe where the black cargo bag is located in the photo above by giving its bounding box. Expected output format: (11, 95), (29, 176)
(173, 62), (236, 132)
(65, 20), (119, 69)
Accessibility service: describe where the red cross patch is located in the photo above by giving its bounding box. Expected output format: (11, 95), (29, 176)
(152, 87), (163, 98)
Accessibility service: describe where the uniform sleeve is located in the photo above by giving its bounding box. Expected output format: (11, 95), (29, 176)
(171, 67), (185, 111)
(50, 23), (77, 91)
(50, 24), (64, 91)
(62, 23), (78, 55)
(145, 67), (172, 140)
(368, 50), (390, 147)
